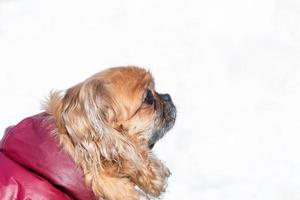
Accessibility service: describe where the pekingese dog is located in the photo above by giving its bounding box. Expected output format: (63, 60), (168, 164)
(45, 66), (176, 200)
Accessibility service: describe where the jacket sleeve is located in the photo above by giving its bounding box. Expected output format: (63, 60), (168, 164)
(0, 153), (71, 200)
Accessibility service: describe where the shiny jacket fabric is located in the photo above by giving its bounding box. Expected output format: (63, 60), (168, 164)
(0, 113), (98, 200)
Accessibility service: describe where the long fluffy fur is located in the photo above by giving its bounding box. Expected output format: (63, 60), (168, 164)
(44, 67), (170, 200)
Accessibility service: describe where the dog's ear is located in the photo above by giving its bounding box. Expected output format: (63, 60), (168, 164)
(61, 79), (113, 141)
(61, 80), (115, 161)
(61, 79), (140, 163)
(61, 82), (94, 141)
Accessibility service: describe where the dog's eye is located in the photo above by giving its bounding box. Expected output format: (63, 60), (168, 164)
(144, 89), (154, 105)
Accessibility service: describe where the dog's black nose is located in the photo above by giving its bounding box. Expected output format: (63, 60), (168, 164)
(160, 93), (172, 102)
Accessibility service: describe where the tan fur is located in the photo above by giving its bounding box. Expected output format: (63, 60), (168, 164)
(44, 67), (170, 200)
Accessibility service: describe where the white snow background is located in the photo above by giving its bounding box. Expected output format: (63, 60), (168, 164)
(1, 0), (300, 199)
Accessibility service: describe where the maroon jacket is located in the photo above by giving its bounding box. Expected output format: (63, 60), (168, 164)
(0, 113), (98, 200)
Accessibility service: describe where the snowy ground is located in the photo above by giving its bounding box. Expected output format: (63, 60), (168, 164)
(1, 0), (300, 199)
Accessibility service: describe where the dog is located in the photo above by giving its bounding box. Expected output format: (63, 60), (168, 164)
(45, 66), (177, 200)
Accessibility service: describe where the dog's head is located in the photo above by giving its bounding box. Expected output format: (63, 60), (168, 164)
(55, 67), (176, 161)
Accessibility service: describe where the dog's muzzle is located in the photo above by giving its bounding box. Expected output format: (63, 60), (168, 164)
(148, 93), (176, 149)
